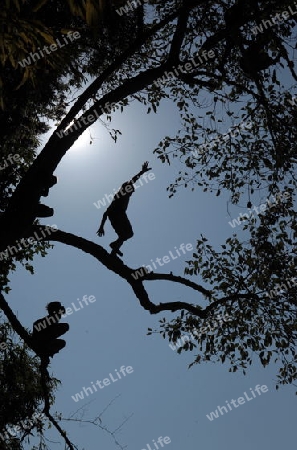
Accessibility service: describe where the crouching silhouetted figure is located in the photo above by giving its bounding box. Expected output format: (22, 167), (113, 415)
(97, 161), (152, 256)
(32, 301), (69, 365)
(35, 172), (58, 218)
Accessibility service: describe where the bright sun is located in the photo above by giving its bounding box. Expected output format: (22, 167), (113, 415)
(70, 128), (92, 152)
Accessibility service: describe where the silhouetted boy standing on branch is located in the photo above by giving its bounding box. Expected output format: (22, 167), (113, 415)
(97, 162), (152, 256)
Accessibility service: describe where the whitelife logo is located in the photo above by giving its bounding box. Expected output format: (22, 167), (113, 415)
(93, 172), (156, 210)
(266, 276), (297, 299)
(55, 101), (119, 139)
(206, 384), (269, 421)
(131, 243), (193, 280)
(71, 365), (134, 402)
(116, 0), (143, 16)
(0, 341), (8, 351)
(140, 436), (171, 450)
(228, 191), (290, 228)
(154, 49), (215, 87)
(169, 313), (232, 351)
(251, 2), (297, 35)
(18, 32), (81, 68)
(0, 225), (58, 261)
(191, 120), (253, 157)
(0, 153), (20, 170)
(33, 295), (96, 332)
(0, 412), (45, 442)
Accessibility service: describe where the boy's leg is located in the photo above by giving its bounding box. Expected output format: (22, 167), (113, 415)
(109, 213), (134, 255)
(109, 239), (124, 256)
(47, 339), (66, 357)
(49, 323), (69, 339)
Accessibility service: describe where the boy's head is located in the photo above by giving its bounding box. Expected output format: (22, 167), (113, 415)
(46, 301), (65, 317)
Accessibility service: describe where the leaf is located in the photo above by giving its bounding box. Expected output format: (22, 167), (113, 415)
(85, 0), (98, 26)
(32, 0), (49, 12)
(15, 67), (31, 90)
(37, 31), (56, 45)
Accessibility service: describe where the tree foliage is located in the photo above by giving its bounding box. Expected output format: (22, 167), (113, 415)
(0, 316), (59, 450)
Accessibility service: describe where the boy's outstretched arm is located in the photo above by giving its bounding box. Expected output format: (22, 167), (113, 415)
(97, 211), (108, 236)
(131, 161), (151, 184)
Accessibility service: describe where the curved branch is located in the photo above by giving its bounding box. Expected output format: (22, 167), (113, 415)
(204, 292), (260, 316)
(6, 2), (202, 221)
(3, 3), (237, 248)
(36, 227), (133, 279)
(3, 3), (253, 252)
(56, 4), (187, 133)
(3, 63), (173, 244)
(32, 226), (209, 317)
(127, 279), (205, 316)
(41, 362), (79, 450)
(26, 227), (291, 322)
(45, 411), (78, 450)
(178, 71), (261, 100)
(141, 270), (211, 297)
(0, 292), (36, 352)
(31, 227), (271, 318)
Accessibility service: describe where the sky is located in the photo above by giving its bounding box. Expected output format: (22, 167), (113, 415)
(4, 90), (297, 450)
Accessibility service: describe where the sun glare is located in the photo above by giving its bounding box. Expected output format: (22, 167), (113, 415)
(70, 128), (93, 152)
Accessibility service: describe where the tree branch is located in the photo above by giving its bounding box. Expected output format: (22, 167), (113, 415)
(2, 62), (176, 244)
(167, 2), (191, 64)
(0, 292), (78, 449)
(31, 226), (209, 317)
(1, 2), (257, 250)
(45, 411), (79, 450)
(0, 292), (36, 352)
(26, 226), (273, 318)
(56, 4), (188, 133)
(203, 292), (260, 316)
(3, 2), (238, 245)
(63, 395), (131, 450)
(141, 270), (211, 297)
(178, 71), (261, 100)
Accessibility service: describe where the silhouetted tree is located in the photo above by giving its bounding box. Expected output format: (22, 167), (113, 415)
(1, 0), (297, 448)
